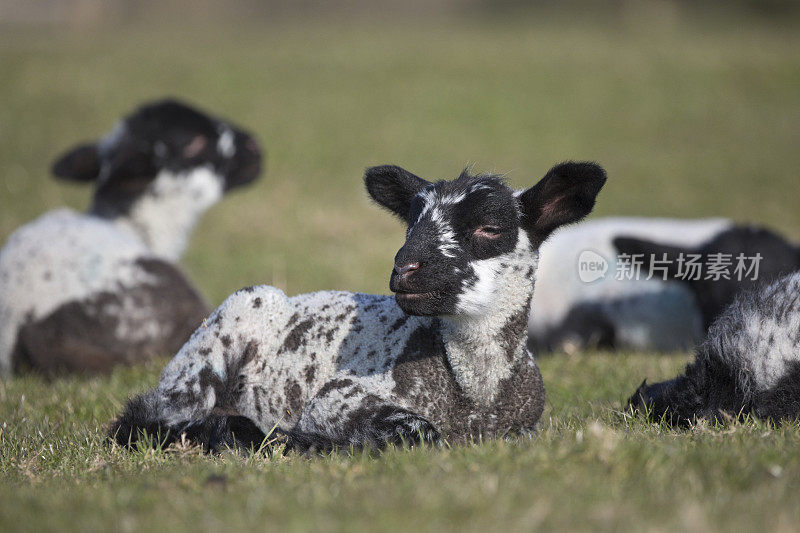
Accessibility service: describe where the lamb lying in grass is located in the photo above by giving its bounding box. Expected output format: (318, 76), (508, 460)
(109, 161), (606, 452)
(629, 270), (800, 425)
(529, 217), (731, 353)
(0, 99), (262, 375)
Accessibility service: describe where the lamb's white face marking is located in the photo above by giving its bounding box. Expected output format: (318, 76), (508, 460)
(119, 166), (224, 260)
(455, 256), (502, 315)
(408, 193), (459, 261)
(438, 225), (459, 258)
(457, 231), (535, 316)
(438, 191), (467, 205)
(412, 187), (437, 226)
(217, 126), (236, 158)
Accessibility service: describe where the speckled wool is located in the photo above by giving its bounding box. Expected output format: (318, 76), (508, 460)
(629, 271), (800, 424)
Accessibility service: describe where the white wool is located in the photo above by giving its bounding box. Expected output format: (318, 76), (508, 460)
(530, 216), (732, 351)
(0, 209), (156, 374)
(114, 166), (224, 261)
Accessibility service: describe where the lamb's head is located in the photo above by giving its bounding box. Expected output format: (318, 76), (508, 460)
(365, 162), (606, 317)
(613, 225), (800, 330)
(51, 98), (263, 217)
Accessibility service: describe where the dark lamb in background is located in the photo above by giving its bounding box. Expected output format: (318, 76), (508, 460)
(108, 161), (606, 453)
(629, 271), (800, 425)
(613, 225), (800, 332)
(0, 98), (263, 375)
(530, 219), (800, 354)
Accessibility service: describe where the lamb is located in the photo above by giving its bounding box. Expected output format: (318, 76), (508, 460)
(628, 270), (800, 425)
(0, 99), (262, 375)
(108, 161), (607, 453)
(529, 217), (732, 353)
(613, 225), (800, 333)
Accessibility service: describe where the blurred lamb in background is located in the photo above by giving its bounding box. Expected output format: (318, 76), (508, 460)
(0, 98), (262, 375)
(613, 225), (800, 333)
(528, 217), (800, 354)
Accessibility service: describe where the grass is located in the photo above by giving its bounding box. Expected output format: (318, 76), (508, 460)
(3, 354), (800, 531)
(1, 9), (800, 532)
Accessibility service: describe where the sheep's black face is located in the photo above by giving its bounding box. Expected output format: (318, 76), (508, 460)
(365, 162), (607, 317)
(390, 174), (521, 316)
(51, 98), (262, 214)
(118, 99), (262, 192)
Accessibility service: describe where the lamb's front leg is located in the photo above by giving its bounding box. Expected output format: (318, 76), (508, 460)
(108, 330), (269, 452)
(107, 358), (267, 453)
(281, 377), (440, 453)
(108, 287), (292, 452)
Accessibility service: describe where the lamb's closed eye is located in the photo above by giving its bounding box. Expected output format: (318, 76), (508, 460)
(474, 226), (502, 238)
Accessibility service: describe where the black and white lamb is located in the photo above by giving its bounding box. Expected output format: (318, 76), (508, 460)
(108, 161), (606, 452)
(613, 225), (800, 333)
(628, 271), (800, 425)
(529, 219), (800, 353)
(0, 99), (262, 375)
(529, 217), (732, 353)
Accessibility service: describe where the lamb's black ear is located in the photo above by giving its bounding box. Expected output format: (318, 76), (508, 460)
(91, 142), (159, 206)
(612, 236), (689, 281)
(364, 165), (431, 223)
(518, 161), (606, 245)
(51, 143), (101, 182)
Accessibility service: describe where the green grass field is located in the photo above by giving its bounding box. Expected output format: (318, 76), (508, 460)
(1, 10), (799, 532)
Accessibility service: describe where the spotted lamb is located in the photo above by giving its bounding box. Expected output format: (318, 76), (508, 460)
(109, 161), (607, 452)
(0, 99), (262, 375)
(629, 271), (800, 425)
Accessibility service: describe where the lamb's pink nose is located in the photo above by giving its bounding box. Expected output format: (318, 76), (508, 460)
(394, 262), (420, 279)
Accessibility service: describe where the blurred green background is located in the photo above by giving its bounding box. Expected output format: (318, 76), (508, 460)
(2, 0), (798, 307)
(1, 2), (800, 531)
